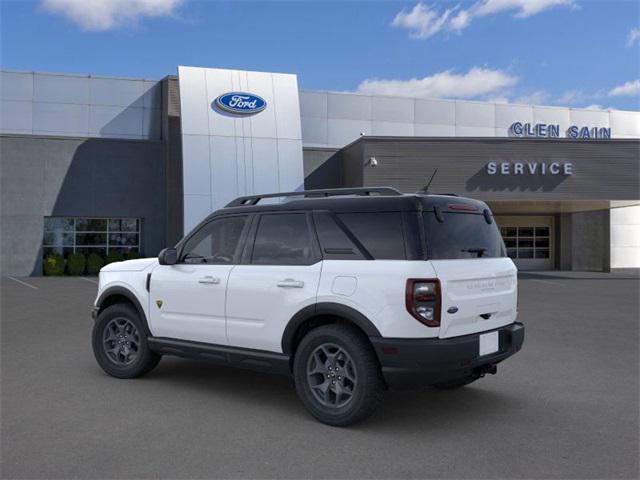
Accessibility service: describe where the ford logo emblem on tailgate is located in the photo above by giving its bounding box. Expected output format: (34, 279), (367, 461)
(214, 92), (266, 115)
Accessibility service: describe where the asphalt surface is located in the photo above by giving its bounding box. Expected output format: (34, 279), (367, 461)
(1, 272), (638, 479)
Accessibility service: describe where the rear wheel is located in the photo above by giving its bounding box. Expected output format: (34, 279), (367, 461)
(92, 303), (161, 378)
(293, 324), (384, 426)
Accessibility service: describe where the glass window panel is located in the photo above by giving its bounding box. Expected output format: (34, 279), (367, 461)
(76, 247), (107, 257)
(339, 212), (406, 260)
(252, 214), (314, 265)
(109, 218), (139, 232)
(504, 239), (516, 248)
(535, 227), (549, 237)
(518, 227), (534, 237)
(535, 249), (550, 258)
(43, 246), (64, 256)
(501, 227), (517, 237)
(423, 212), (505, 259)
(108, 233), (139, 246)
(44, 217), (74, 231)
(76, 218), (107, 231)
(535, 238), (549, 248)
(519, 249), (534, 258)
(182, 216), (247, 264)
(506, 248), (517, 258)
(76, 233), (107, 245)
(518, 239), (534, 248)
(43, 231), (74, 246)
(108, 247), (137, 255)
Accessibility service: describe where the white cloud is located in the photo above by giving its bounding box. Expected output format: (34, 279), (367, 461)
(608, 79), (640, 97)
(515, 90), (548, 105)
(40, 0), (184, 31)
(627, 28), (640, 47)
(391, 3), (457, 39)
(392, 1), (576, 38)
(356, 67), (518, 99)
(583, 104), (605, 110)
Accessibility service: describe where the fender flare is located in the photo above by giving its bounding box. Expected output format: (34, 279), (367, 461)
(281, 302), (381, 354)
(95, 286), (151, 336)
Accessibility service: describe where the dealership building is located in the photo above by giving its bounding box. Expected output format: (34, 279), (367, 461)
(1, 66), (639, 275)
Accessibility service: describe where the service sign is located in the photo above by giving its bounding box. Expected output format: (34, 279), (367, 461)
(214, 92), (267, 115)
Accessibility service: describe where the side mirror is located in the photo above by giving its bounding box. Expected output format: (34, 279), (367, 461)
(158, 247), (178, 265)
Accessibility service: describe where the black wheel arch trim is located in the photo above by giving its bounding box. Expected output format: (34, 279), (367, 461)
(95, 286), (151, 337)
(281, 302), (381, 354)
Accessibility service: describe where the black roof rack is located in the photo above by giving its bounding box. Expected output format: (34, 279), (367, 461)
(225, 187), (402, 207)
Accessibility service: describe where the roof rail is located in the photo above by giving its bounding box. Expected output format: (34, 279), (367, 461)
(225, 187), (402, 207)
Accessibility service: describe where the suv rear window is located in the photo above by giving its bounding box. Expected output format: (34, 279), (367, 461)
(423, 212), (505, 260)
(337, 212), (406, 260)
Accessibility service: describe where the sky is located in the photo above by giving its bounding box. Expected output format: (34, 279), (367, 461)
(1, 0), (639, 111)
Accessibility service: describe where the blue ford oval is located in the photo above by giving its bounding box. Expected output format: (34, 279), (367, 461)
(214, 92), (267, 115)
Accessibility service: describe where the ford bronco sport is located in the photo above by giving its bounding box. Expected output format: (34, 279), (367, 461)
(91, 187), (524, 426)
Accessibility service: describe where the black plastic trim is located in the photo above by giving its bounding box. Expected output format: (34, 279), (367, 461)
(148, 337), (291, 375)
(94, 286), (151, 336)
(281, 302), (382, 354)
(370, 322), (525, 390)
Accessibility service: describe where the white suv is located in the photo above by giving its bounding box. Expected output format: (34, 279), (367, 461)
(91, 187), (524, 426)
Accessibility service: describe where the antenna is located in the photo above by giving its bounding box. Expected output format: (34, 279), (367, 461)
(419, 168), (438, 193)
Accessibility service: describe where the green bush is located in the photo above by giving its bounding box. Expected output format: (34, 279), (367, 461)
(86, 253), (104, 275)
(124, 251), (142, 260)
(67, 252), (86, 275)
(105, 251), (125, 265)
(43, 253), (65, 276)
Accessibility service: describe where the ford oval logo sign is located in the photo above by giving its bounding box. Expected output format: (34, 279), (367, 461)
(214, 92), (266, 115)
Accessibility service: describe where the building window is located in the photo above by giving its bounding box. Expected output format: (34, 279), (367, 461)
(501, 226), (549, 260)
(43, 217), (141, 258)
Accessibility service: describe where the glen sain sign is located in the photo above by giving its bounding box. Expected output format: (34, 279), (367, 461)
(510, 122), (611, 139)
(214, 92), (267, 115)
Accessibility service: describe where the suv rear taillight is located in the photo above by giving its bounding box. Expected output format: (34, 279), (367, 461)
(405, 279), (441, 327)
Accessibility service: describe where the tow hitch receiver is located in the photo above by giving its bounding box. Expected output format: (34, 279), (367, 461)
(473, 364), (497, 378)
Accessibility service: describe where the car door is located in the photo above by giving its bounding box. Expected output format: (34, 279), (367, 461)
(226, 212), (322, 352)
(149, 215), (250, 345)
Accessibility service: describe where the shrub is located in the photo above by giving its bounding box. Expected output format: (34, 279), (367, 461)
(86, 253), (104, 275)
(105, 251), (124, 265)
(124, 251), (141, 260)
(43, 253), (64, 276)
(67, 252), (86, 275)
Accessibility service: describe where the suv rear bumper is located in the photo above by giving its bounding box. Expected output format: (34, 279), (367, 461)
(370, 322), (524, 390)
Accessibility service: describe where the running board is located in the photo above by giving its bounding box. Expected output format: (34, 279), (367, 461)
(148, 337), (291, 375)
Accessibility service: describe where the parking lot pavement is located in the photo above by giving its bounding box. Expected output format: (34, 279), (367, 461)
(1, 274), (638, 479)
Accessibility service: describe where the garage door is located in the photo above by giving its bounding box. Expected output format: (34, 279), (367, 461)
(496, 216), (554, 270)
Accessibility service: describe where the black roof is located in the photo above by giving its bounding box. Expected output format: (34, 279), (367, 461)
(205, 187), (490, 220)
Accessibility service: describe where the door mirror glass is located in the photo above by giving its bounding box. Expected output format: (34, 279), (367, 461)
(158, 247), (178, 265)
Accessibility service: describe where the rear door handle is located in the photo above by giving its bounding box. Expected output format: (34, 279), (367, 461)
(198, 276), (220, 285)
(277, 278), (304, 288)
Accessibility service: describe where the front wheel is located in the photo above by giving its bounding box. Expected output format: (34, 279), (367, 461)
(293, 324), (385, 426)
(92, 303), (161, 378)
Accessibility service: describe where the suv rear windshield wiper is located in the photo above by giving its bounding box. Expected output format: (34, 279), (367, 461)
(461, 247), (487, 258)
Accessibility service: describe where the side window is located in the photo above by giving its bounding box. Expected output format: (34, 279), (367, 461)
(337, 212), (406, 260)
(251, 214), (316, 265)
(181, 216), (247, 264)
(313, 212), (365, 260)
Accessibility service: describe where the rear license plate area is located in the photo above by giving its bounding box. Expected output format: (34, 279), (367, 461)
(479, 331), (499, 356)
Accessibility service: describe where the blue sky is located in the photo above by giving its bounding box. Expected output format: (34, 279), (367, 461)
(1, 0), (639, 110)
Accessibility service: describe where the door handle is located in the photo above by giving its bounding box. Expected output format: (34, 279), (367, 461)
(277, 278), (304, 288)
(198, 276), (220, 285)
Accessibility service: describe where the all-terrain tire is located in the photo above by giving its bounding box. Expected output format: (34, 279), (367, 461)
(293, 324), (385, 426)
(92, 303), (161, 379)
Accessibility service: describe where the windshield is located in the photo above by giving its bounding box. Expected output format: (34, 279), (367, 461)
(423, 211), (506, 260)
